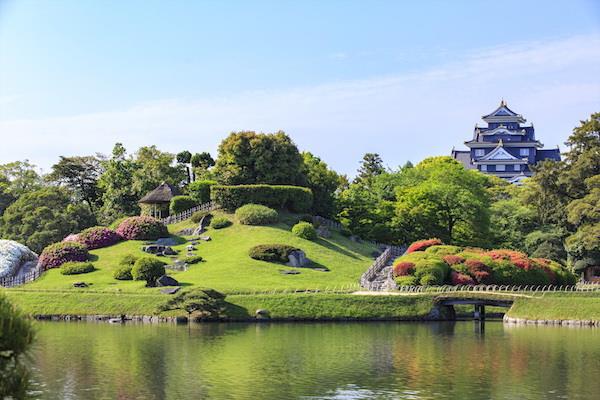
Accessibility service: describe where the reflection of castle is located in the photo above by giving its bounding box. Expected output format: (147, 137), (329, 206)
(451, 101), (561, 184)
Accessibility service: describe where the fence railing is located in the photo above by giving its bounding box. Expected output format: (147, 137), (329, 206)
(161, 201), (219, 225)
(391, 283), (600, 294)
(359, 245), (406, 291)
(0, 265), (43, 288)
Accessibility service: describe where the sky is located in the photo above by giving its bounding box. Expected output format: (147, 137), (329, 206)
(0, 0), (599, 176)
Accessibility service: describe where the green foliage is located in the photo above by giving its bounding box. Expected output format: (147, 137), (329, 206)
(235, 204), (279, 225)
(156, 288), (226, 319)
(60, 262), (95, 275)
(566, 223), (600, 272)
(191, 211), (210, 223)
(524, 229), (567, 261)
(249, 244), (299, 263)
(187, 180), (217, 204)
(355, 153), (384, 184)
(0, 160), (43, 198)
(301, 152), (342, 217)
(394, 275), (418, 286)
(113, 265), (133, 280)
(291, 222), (317, 240)
(181, 255), (203, 264)
(0, 294), (34, 399)
(0, 187), (95, 252)
(131, 257), (166, 286)
(169, 195), (196, 215)
(210, 216), (232, 229)
(119, 254), (139, 267)
(212, 184), (313, 213)
(0, 174), (15, 216)
(214, 131), (305, 185)
(131, 145), (186, 196)
(190, 152), (215, 170)
(46, 155), (103, 213)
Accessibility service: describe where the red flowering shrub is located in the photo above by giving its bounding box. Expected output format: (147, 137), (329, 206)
(487, 250), (532, 270)
(465, 259), (492, 284)
(116, 216), (168, 240)
(39, 242), (89, 269)
(393, 261), (415, 277)
(450, 270), (475, 285)
(75, 226), (121, 249)
(406, 238), (443, 254)
(443, 255), (465, 265)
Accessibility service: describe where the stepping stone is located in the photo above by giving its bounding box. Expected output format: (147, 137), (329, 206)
(313, 268), (329, 272)
(280, 270), (300, 275)
(160, 287), (180, 295)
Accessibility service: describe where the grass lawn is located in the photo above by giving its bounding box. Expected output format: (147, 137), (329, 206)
(506, 292), (600, 320)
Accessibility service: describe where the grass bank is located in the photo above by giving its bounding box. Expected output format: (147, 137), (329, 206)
(506, 293), (600, 320)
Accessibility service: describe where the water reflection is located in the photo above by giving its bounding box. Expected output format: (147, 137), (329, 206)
(30, 322), (600, 400)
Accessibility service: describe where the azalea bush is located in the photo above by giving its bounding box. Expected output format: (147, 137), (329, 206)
(406, 238), (443, 254)
(39, 242), (89, 269)
(71, 226), (121, 249)
(249, 244), (299, 263)
(131, 257), (166, 286)
(235, 204), (278, 225)
(116, 216), (168, 240)
(392, 240), (577, 286)
(0, 240), (38, 278)
(60, 262), (95, 275)
(291, 222), (317, 240)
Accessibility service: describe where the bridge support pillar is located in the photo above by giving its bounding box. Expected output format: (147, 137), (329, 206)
(473, 304), (486, 321)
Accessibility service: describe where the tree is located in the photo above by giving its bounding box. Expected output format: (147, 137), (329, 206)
(190, 152), (215, 181)
(132, 146), (186, 195)
(0, 174), (15, 216)
(213, 131), (305, 185)
(0, 160), (43, 198)
(176, 150), (192, 184)
(355, 153), (384, 184)
(0, 294), (34, 399)
(0, 187), (95, 252)
(46, 155), (104, 213)
(301, 152), (342, 217)
(394, 157), (491, 246)
(97, 143), (139, 223)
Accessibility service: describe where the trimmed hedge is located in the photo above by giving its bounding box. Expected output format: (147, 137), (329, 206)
(131, 257), (166, 286)
(212, 184), (313, 212)
(119, 254), (139, 267)
(291, 222), (317, 240)
(210, 217), (232, 229)
(249, 244), (299, 263)
(74, 226), (121, 249)
(113, 265), (133, 280)
(235, 204), (278, 225)
(169, 196), (197, 215)
(116, 216), (168, 240)
(187, 180), (217, 204)
(39, 242), (89, 269)
(60, 262), (95, 275)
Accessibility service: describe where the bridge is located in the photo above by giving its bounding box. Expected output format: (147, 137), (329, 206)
(436, 297), (514, 321)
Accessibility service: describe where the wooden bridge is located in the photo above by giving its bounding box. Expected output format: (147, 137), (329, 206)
(437, 297), (514, 321)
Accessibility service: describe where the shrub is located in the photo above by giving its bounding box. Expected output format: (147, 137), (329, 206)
(443, 255), (465, 265)
(109, 217), (127, 230)
(181, 255), (203, 264)
(395, 275), (418, 286)
(425, 245), (463, 255)
(169, 195), (197, 215)
(249, 244), (299, 263)
(210, 217), (232, 229)
(75, 226), (121, 249)
(187, 180), (217, 204)
(419, 273), (440, 286)
(413, 258), (450, 285)
(62, 233), (80, 243)
(191, 211), (209, 224)
(212, 185), (313, 213)
(298, 214), (314, 224)
(116, 216), (168, 240)
(113, 265), (133, 280)
(131, 257), (166, 286)
(450, 270), (475, 285)
(39, 242), (89, 269)
(406, 238), (443, 254)
(465, 259), (492, 284)
(156, 288), (226, 319)
(60, 262), (95, 275)
(235, 204), (279, 225)
(393, 261), (415, 277)
(291, 222), (317, 240)
(119, 254), (139, 267)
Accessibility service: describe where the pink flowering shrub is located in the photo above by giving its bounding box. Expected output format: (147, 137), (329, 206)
(442, 255), (465, 266)
(63, 234), (80, 243)
(39, 242), (89, 269)
(450, 270), (475, 285)
(116, 216), (168, 240)
(406, 238), (443, 254)
(75, 226), (121, 249)
(393, 261), (415, 277)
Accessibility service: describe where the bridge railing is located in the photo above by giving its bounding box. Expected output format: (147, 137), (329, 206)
(392, 283), (600, 293)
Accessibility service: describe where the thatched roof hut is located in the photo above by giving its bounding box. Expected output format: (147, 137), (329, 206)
(139, 182), (180, 218)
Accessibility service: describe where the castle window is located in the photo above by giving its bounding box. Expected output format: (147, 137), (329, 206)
(520, 148), (530, 156)
(475, 149), (485, 157)
(480, 165), (487, 172)
(497, 164), (506, 172)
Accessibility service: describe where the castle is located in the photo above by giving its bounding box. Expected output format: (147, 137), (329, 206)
(451, 101), (561, 184)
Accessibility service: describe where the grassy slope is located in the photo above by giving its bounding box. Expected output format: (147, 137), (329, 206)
(506, 293), (600, 320)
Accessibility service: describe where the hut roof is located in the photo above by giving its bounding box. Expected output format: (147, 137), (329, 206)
(139, 182), (180, 204)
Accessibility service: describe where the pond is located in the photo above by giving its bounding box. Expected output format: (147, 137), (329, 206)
(29, 321), (600, 399)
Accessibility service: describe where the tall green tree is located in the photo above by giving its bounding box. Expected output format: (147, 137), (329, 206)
(301, 152), (343, 217)
(213, 131), (305, 185)
(98, 143), (139, 223)
(190, 152), (216, 181)
(46, 155), (104, 213)
(176, 150), (193, 184)
(0, 174), (15, 216)
(132, 146), (186, 195)
(354, 153), (384, 185)
(0, 160), (43, 198)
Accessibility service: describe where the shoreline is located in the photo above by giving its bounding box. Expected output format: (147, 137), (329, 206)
(503, 315), (600, 327)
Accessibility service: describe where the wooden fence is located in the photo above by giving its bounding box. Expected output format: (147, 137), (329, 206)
(160, 201), (219, 225)
(0, 265), (43, 288)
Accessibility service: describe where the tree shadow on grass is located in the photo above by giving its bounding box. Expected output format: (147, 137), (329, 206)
(314, 238), (362, 260)
(223, 301), (251, 318)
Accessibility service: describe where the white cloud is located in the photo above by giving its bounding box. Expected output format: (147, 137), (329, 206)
(0, 34), (599, 175)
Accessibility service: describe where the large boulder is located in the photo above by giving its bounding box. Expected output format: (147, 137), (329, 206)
(156, 275), (179, 287)
(286, 250), (311, 267)
(156, 237), (178, 246)
(0, 240), (38, 279)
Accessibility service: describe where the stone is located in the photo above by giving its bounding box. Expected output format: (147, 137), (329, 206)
(73, 282), (88, 288)
(199, 236), (211, 242)
(162, 247), (177, 256)
(177, 228), (195, 236)
(313, 267), (329, 272)
(371, 250), (382, 259)
(186, 245), (196, 251)
(280, 270), (301, 275)
(160, 287), (181, 295)
(156, 275), (179, 287)
(255, 309), (270, 319)
(286, 250), (310, 267)
(167, 260), (187, 271)
(316, 225), (331, 238)
(156, 237), (178, 246)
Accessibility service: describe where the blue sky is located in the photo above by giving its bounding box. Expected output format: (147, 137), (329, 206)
(1, 0), (599, 176)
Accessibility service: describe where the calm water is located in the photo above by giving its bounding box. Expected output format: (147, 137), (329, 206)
(29, 321), (600, 400)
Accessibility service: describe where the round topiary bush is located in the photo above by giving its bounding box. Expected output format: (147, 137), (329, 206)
(113, 265), (133, 280)
(235, 204), (278, 226)
(60, 262), (95, 275)
(291, 222), (317, 240)
(39, 242), (89, 269)
(119, 254), (139, 267)
(169, 195), (197, 215)
(249, 244), (299, 263)
(116, 216), (168, 240)
(75, 226), (121, 249)
(210, 217), (232, 229)
(131, 257), (166, 286)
